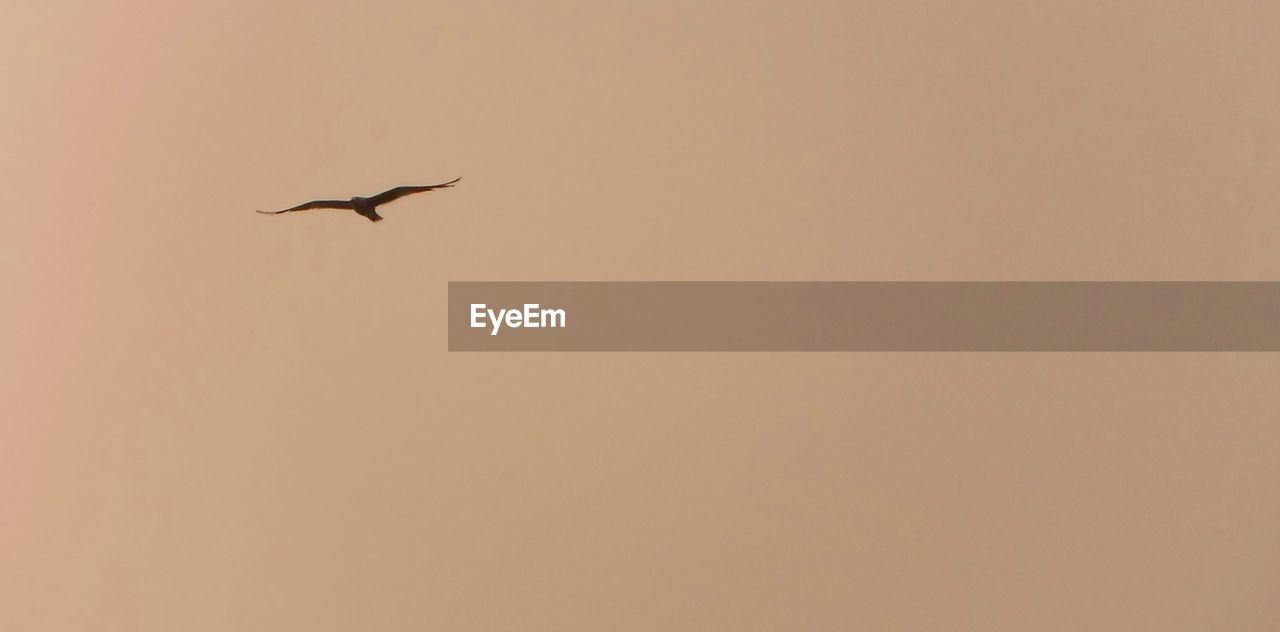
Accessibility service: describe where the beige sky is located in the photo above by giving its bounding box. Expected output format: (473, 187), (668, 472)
(3, 2), (1279, 630)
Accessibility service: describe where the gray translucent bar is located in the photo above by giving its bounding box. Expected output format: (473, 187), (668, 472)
(448, 282), (1280, 351)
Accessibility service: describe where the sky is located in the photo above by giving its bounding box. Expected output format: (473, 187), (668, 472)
(2, 1), (1279, 630)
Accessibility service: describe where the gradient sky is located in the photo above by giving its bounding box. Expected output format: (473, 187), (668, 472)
(3, 2), (1279, 630)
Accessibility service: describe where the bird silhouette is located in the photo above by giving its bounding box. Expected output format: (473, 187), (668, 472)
(257, 178), (460, 222)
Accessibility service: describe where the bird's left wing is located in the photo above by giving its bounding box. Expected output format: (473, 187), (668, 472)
(256, 199), (355, 215)
(368, 177), (461, 206)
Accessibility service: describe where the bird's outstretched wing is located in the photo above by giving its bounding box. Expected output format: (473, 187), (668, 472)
(256, 199), (355, 215)
(368, 177), (461, 206)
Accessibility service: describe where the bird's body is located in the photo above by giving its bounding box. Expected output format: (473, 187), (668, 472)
(351, 196), (381, 222)
(257, 178), (460, 222)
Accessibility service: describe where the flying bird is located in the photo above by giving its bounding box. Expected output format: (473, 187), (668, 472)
(256, 178), (461, 222)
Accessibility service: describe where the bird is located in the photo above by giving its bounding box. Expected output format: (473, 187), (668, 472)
(256, 177), (460, 222)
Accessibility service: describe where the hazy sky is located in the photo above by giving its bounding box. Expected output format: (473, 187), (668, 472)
(3, 2), (1279, 630)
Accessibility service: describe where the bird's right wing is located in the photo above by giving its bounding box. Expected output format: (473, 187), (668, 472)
(256, 199), (355, 215)
(368, 178), (461, 206)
